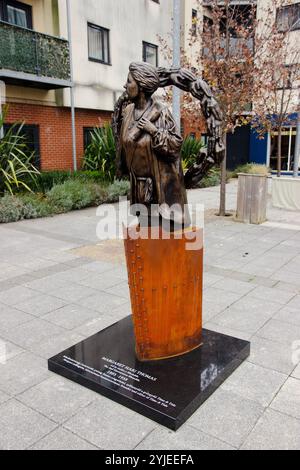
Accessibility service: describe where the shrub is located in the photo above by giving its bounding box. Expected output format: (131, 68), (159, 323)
(20, 193), (58, 218)
(105, 180), (130, 203)
(229, 163), (269, 178)
(198, 168), (221, 188)
(82, 125), (117, 182)
(181, 136), (206, 170)
(46, 180), (109, 212)
(31, 170), (106, 193)
(31, 171), (73, 193)
(0, 193), (54, 223)
(0, 178), (130, 223)
(0, 107), (40, 195)
(0, 194), (25, 223)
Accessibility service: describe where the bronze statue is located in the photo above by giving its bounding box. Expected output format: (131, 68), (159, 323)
(112, 63), (225, 210)
(115, 62), (189, 228)
(111, 62), (225, 361)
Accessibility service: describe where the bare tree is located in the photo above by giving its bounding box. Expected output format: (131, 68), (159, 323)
(252, 2), (300, 176)
(160, 0), (300, 214)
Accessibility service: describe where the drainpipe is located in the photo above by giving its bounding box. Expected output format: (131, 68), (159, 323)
(0, 81), (5, 139)
(172, 0), (181, 130)
(293, 98), (300, 177)
(66, 0), (77, 171)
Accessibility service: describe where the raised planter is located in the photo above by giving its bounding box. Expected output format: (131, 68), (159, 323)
(236, 173), (268, 224)
(272, 177), (300, 211)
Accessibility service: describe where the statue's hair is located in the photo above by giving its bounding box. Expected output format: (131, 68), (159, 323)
(129, 62), (160, 94)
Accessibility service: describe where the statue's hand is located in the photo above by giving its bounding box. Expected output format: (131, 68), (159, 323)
(137, 118), (157, 136)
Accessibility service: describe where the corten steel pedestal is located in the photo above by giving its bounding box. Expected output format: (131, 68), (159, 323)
(124, 225), (203, 361)
(48, 226), (250, 431)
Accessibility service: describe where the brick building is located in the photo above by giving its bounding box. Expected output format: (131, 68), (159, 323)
(0, 0), (180, 171)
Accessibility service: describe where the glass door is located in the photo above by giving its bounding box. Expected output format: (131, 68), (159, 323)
(270, 127), (296, 171)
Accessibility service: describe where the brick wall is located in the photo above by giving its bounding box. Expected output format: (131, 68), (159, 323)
(6, 103), (112, 171)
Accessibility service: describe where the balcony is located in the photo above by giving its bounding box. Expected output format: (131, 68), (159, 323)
(0, 21), (72, 89)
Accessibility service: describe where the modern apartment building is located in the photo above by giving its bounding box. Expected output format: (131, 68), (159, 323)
(199, 0), (300, 171)
(1, 0), (298, 173)
(0, 0), (175, 170)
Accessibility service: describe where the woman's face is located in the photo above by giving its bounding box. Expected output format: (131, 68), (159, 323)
(124, 73), (139, 100)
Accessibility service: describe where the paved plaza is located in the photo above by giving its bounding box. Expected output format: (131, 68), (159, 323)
(0, 181), (300, 450)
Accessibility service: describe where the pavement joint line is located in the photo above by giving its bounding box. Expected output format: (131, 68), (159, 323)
(15, 386), (99, 428)
(262, 221), (300, 232)
(188, 424), (239, 450)
(26, 424), (61, 451)
(0, 258), (95, 293)
(246, 357), (295, 377)
(1, 224), (90, 245)
(133, 426), (160, 450)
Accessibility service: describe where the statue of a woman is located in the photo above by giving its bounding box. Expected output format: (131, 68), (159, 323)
(117, 62), (190, 229)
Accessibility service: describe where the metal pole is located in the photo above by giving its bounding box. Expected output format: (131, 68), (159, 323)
(293, 104), (300, 177)
(0, 80), (5, 139)
(173, 0), (181, 130)
(66, 0), (77, 171)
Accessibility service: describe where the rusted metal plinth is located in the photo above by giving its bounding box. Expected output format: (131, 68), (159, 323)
(124, 226), (203, 362)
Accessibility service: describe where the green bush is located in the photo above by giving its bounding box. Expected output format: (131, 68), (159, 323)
(31, 170), (73, 193)
(0, 107), (40, 195)
(228, 163), (269, 179)
(0, 193), (54, 223)
(0, 194), (25, 223)
(82, 125), (117, 182)
(30, 170), (105, 193)
(181, 136), (206, 170)
(198, 168), (221, 188)
(105, 180), (130, 203)
(46, 180), (114, 212)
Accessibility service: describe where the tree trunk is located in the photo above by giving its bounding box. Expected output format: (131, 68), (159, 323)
(219, 142), (227, 216)
(277, 128), (282, 178)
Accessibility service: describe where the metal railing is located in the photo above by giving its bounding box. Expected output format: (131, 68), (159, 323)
(0, 21), (71, 81)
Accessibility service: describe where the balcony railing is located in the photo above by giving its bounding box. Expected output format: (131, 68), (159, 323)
(0, 21), (71, 88)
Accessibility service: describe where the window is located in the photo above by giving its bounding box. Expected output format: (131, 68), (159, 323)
(88, 23), (110, 64)
(143, 41), (158, 67)
(275, 64), (299, 89)
(0, 0), (32, 28)
(84, 127), (99, 150)
(276, 3), (300, 32)
(270, 127), (296, 171)
(4, 123), (40, 168)
(192, 9), (198, 36)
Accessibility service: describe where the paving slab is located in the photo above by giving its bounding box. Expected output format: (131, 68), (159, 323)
(14, 294), (67, 317)
(63, 397), (156, 450)
(30, 427), (98, 450)
(242, 408), (300, 450)
(43, 304), (104, 330)
(248, 336), (297, 375)
(136, 425), (235, 450)
(0, 352), (49, 396)
(270, 377), (300, 420)
(18, 376), (97, 424)
(220, 362), (287, 407)
(256, 319), (300, 345)
(188, 388), (264, 448)
(0, 399), (57, 450)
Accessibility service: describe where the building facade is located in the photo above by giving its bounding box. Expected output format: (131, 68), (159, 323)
(0, 0), (174, 170)
(199, 0), (300, 171)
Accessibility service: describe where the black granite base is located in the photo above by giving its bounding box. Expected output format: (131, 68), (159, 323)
(48, 316), (250, 431)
